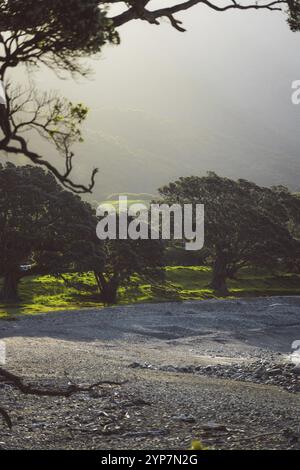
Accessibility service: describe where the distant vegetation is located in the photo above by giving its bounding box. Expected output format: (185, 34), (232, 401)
(106, 193), (155, 202)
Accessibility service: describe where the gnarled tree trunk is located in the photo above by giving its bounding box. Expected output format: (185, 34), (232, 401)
(100, 282), (119, 304)
(210, 253), (229, 296)
(0, 271), (21, 303)
(94, 272), (119, 304)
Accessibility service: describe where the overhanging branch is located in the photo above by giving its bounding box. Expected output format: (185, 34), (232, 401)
(111, 0), (287, 31)
(0, 86), (98, 194)
(3, 135), (99, 194)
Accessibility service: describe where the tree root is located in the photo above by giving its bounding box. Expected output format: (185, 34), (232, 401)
(0, 366), (126, 428)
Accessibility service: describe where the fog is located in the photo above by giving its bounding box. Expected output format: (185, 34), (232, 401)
(9, 5), (300, 199)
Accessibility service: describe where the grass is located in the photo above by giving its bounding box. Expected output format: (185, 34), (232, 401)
(0, 267), (299, 318)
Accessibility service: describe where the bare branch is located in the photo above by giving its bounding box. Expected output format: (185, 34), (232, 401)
(0, 366), (126, 428)
(0, 85), (98, 193)
(111, 0), (287, 31)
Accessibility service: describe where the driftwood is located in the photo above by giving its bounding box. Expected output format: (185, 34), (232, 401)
(0, 366), (126, 428)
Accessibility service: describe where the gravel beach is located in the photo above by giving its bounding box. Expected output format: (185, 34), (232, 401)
(0, 296), (299, 450)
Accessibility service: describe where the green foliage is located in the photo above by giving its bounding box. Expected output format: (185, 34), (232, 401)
(159, 173), (300, 294)
(0, 1), (115, 191)
(1, 266), (300, 318)
(0, 163), (103, 302)
(46, 99), (89, 150)
(0, 0), (119, 74)
(287, 0), (300, 31)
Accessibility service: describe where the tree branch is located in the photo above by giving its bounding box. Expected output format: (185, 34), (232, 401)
(4, 135), (98, 194)
(111, 0), (287, 31)
(0, 86), (98, 193)
(0, 366), (126, 428)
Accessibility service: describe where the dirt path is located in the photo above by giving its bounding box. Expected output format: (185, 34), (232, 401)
(0, 297), (299, 449)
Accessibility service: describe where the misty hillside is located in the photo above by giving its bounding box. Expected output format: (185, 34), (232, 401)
(76, 106), (300, 200)
(3, 104), (300, 201)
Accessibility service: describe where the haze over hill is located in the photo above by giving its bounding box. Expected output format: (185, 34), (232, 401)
(3, 6), (300, 198)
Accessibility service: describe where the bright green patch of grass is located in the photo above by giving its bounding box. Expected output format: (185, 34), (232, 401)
(99, 199), (151, 211)
(0, 267), (299, 318)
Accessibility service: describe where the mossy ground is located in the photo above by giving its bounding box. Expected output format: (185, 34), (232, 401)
(0, 266), (299, 318)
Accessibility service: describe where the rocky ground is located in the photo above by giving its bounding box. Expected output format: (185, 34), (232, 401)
(0, 296), (299, 450)
(129, 359), (300, 393)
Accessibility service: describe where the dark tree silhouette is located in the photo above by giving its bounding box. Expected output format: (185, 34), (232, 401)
(109, 0), (297, 32)
(0, 163), (103, 302)
(0, 0), (120, 192)
(159, 173), (300, 295)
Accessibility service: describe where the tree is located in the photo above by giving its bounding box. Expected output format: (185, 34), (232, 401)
(0, 163), (103, 302)
(0, 0), (120, 192)
(2, 86), (100, 193)
(0, 0), (119, 76)
(0, 1), (120, 192)
(0, 1), (299, 192)
(159, 173), (299, 295)
(94, 237), (165, 304)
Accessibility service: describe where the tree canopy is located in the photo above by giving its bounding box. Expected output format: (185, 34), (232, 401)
(159, 173), (300, 295)
(0, 0), (119, 76)
(0, 1), (296, 77)
(0, 163), (103, 302)
(0, 163), (164, 305)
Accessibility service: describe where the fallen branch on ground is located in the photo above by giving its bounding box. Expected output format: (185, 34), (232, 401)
(0, 366), (126, 428)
